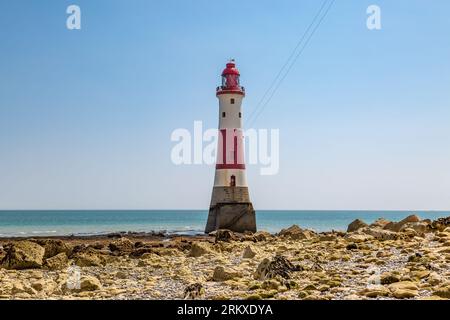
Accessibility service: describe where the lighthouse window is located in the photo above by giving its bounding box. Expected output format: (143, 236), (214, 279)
(230, 98), (235, 104)
(222, 112), (226, 118)
(239, 112), (242, 118)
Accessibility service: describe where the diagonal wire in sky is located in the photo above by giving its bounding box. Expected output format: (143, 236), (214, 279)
(247, 0), (336, 127)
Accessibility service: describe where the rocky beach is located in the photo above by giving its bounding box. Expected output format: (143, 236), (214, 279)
(1, 214), (450, 300)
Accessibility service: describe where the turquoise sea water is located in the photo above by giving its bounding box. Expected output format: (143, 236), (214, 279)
(0, 210), (448, 237)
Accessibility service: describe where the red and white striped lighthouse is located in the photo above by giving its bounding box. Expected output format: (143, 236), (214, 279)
(205, 60), (256, 233)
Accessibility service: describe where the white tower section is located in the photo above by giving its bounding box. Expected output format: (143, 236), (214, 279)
(214, 92), (248, 187)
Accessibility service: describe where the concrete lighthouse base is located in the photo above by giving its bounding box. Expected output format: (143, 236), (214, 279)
(205, 187), (257, 233)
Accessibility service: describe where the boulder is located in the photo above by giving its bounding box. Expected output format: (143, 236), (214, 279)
(369, 218), (391, 229)
(1, 241), (45, 270)
(384, 215), (421, 232)
(347, 219), (368, 232)
(392, 289), (418, 299)
(388, 281), (418, 291)
(410, 270), (430, 280)
(399, 214), (421, 224)
(427, 272), (443, 286)
(108, 237), (134, 253)
(278, 225), (315, 240)
(212, 266), (240, 281)
(399, 221), (430, 234)
(254, 255), (301, 280)
(431, 216), (450, 231)
(389, 281), (419, 299)
(79, 276), (102, 291)
(188, 242), (212, 257)
(380, 272), (400, 285)
(402, 228), (419, 238)
(212, 229), (237, 243)
(360, 285), (390, 298)
(242, 246), (256, 259)
(45, 252), (68, 270)
(34, 239), (71, 259)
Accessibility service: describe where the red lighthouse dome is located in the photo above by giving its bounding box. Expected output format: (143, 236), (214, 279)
(217, 59), (245, 96)
(222, 61), (240, 76)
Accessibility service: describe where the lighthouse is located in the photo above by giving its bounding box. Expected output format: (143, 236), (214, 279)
(205, 60), (257, 233)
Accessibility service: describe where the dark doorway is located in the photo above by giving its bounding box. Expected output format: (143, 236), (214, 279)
(230, 175), (236, 187)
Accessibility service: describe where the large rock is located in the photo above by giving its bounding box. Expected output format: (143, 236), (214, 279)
(380, 271), (400, 285)
(254, 255), (301, 280)
(188, 242), (212, 257)
(211, 229), (237, 243)
(427, 272), (444, 286)
(34, 239), (71, 259)
(212, 266), (240, 281)
(79, 276), (102, 291)
(384, 215), (421, 232)
(431, 216), (450, 231)
(242, 246), (256, 259)
(359, 285), (390, 298)
(369, 218), (391, 229)
(347, 219), (368, 232)
(108, 237), (134, 253)
(392, 288), (418, 299)
(399, 214), (421, 224)
(1, 241), (45, 270)
(388, 281), (418, 292)
(45, 252), (68, 270)
(399, 221), (430, 234)
(389, 281), (419, 299)
(278, 225), (315, 240)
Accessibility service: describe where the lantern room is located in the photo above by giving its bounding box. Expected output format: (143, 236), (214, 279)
(216, 60), (245, 96)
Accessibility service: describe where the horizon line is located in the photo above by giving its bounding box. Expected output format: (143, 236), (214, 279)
(0, 209), (449, 212)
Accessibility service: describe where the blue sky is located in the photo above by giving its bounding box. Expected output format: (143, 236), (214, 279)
(0, 0), (449, 210)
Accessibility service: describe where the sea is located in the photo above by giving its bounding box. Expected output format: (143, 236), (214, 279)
(0, 210), (448, 238)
